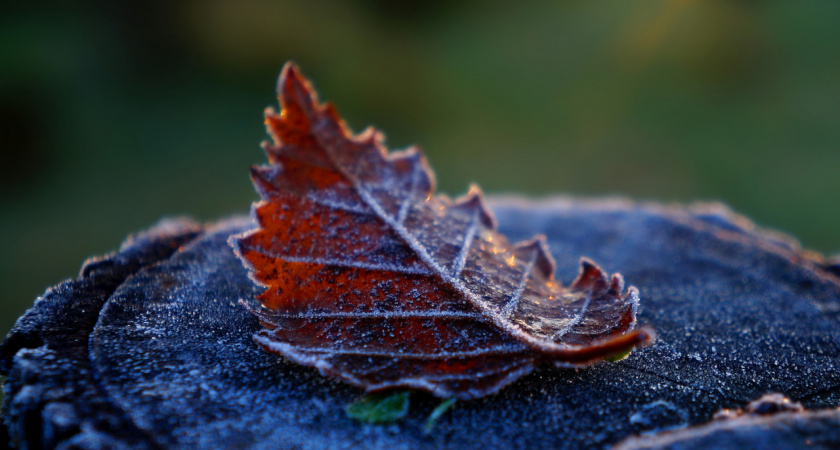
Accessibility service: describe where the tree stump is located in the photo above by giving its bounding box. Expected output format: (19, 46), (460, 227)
(2, 197), (839, 449)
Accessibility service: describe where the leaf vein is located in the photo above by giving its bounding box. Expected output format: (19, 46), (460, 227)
(502, 251), (537, 317)
(242, 245), (433, 275)
(301, 345), (522, 359)
(262, 311), (486, 320)
(451, 210), (479, 277)
(396, 162), (420, 225)
(550, 294), (594, 341)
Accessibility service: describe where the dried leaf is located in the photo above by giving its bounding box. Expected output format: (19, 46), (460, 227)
(231, 63), (654, 399)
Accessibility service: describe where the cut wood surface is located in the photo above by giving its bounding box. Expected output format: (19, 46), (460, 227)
(2, 197), (839, 449)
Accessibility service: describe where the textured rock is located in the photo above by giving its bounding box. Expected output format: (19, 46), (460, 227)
(2, 197), (839, 448)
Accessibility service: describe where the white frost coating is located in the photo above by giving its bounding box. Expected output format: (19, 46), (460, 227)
(628, 400), (689, 432)
(363, 359), (536, 399)
(255, 330), (538, 398)
(404, 360), (531, 382)
(264, 311), (487, 321)
(239, 247), (434, 276)
(549, 290), (594, 342)
(396, 158), (422, 225)
(451, 209), (479, 277)
(256, 337), (522, 359)
(305, 193), (372, 215)
(253, 338), (328, 367)
(627, 286), (640, 330)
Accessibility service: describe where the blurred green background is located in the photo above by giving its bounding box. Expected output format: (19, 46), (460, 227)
(1, 0), (839, 340)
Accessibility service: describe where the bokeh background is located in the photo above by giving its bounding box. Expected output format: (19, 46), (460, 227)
(2, 0), (839, 342)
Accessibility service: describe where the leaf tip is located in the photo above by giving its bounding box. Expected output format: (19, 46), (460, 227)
(453, 185), (496, 229)
(274, 61), (318, 124)
(571, 257), (610, 292)
(277, 61), (303, 95)
(391, 146), (436, 197)
(249, 165), (281, 199)
(513, 236), (556, 279)
(608, 274), (627, 299)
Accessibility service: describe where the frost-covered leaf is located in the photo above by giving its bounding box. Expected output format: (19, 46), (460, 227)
(231, 63), (654, 399)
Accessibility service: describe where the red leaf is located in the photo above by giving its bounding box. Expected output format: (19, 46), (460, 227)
(232, 63), (654, 399)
